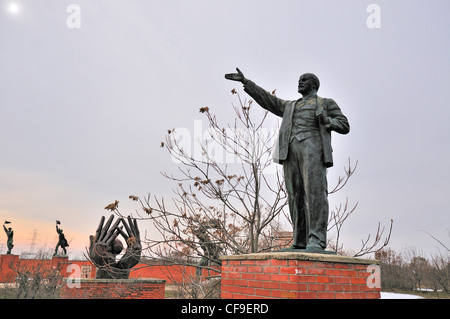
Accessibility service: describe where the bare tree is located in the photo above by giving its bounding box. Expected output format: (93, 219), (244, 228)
(375, 248), (415, 291)
(422, 230), (449, 294)
(429, 251), (449, 294)
(136, 90), (288, 264)
(376, 242), (449, 296)
(2, 248), (65, 299)
(403, 247), (431, 291)
(99, 91), (288, 297)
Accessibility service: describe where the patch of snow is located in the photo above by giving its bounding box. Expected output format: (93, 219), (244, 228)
(380, 292), (423, 299)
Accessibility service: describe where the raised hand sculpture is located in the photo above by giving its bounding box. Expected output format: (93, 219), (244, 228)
(89, 215), (142, 279)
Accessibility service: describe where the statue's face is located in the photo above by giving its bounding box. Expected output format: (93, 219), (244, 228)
(298, 75), (316, 95)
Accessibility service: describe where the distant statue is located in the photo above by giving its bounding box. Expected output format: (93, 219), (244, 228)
(226, 68), (350, 252)
(54, 220), (69, 256)
(3, 221), (14, 254)
(193, 219), (222, 277)
(89, 215), (142, 279)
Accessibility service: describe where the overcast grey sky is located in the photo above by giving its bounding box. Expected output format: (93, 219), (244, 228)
(0, 0), (449, 258)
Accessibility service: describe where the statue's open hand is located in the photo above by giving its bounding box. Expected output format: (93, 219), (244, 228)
(116, 216), (142, 269)
(225, 68), (246, 82)
(89, 215), (121, 267)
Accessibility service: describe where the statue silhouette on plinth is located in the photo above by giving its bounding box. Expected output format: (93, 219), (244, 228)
(54, 220), (69, 256)
(3, 221), (14, 254)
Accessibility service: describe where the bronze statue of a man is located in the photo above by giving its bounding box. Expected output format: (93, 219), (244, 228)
(3, 221), (14, 255)
(225, 68), (350, 252)
(193, 219), (222, 277)
(54, 220), (69, 256)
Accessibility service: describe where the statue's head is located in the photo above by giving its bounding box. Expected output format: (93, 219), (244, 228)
(298, 73), (320, 95)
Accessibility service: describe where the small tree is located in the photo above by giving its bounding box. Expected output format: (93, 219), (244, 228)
(376, 248), (414, 291)
(423, 230), (450, 294)
(404, 248), (430, 291)
(2, 248), (65, 299)
(103, 91), (287, 298)
(139, 90), (289, 263)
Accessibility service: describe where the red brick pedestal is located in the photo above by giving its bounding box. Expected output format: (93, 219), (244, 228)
(220, 252), (381, 299)
(61, 278), (166, 299)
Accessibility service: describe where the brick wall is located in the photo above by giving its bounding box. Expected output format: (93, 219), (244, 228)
(61, 278), (166, 299)
(130, 263), (220, 283)
(0, 255), (96, 282)
(0, 254), (218, 285)
(221, 252), (381, 299)
(0, 254), (19, 283)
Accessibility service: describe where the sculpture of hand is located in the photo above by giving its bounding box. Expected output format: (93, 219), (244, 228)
(225, 68), (246, 82)
(89, 215), (141, 279)
(116, 216), (142, 271)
